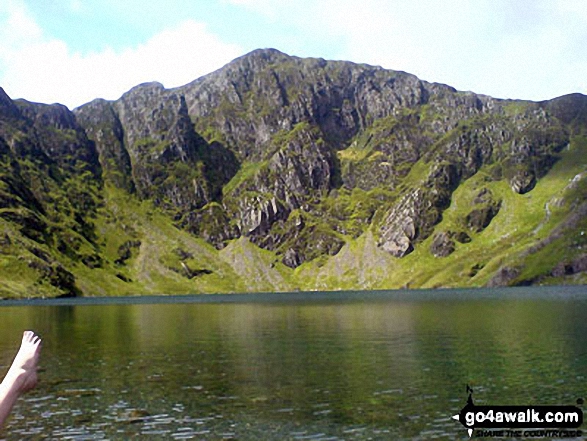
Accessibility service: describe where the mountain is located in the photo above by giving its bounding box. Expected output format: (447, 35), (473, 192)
(1, 48), (587, 299)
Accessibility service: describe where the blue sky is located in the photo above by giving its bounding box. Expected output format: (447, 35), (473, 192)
(0, 0), (585, 109)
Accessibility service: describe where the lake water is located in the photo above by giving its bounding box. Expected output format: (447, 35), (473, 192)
(0, 286), (586, 440)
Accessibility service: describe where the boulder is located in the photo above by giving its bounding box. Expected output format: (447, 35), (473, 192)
(430, 232), (456, 257)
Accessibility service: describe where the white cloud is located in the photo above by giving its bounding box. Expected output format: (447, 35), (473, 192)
(0, 2), (242, 109)
(0, 1), (43, 47)
(1, 0), (585, 107)
(69, 0), (83, 13)
(554, 0), (587, 17)
(226, 0), (587, 101)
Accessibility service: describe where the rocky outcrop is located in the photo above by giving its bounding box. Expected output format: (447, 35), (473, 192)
(226, 123), (334, 212)
(76, 83), (240, 215)
(242, 196), (286, 236)
(181, 203), (239, 249)
(28, 258), (80, 297)
(377, 189), (419, 257)
(430, 230), (471, 257)
(551, 254), (587, 277)
(75, 99), (134, 192)
(466, 204), (501, 233)
(250, 211), (344, 268)
(465, 188), (501, 233)
(0, 87), (21, 120)
(430, 232), (456, 257)
(16, 100), (101, 178)
(542, 93), (587, 132)
(486, 266), (521, 287)
(0, 208), (48, 243)
(180, 49), (436, 162)
(115, 83), (211, 209)
(378, 162), (460, 257)
(504, 113), (568, 194)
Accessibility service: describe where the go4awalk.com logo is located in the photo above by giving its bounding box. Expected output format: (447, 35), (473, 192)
(452, 385), (584, 438)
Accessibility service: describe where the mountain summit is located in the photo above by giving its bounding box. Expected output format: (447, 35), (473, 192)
(1, 49), (587, 298)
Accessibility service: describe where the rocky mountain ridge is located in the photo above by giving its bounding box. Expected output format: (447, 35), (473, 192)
(1, 48), (586, 298)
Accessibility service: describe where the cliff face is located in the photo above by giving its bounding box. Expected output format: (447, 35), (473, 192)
(1, 49), (586, 298)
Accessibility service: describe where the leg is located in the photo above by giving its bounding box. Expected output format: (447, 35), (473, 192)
(0, 331), (42, 427)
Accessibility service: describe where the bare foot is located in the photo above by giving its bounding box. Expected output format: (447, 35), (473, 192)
(0, 331), (42, 427)
(4, 331), (42, 394)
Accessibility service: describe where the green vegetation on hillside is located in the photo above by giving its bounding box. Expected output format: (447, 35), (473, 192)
(1, 50), (587, 298)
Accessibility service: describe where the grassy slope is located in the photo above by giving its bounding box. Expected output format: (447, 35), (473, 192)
(219, 237), (296, 293)
(0, 218), (61, 298)
(0, 184), (296, 298)
(77, 186), (254, 296)
(1, 137), (586, 299)
(298, 135), (587, 290)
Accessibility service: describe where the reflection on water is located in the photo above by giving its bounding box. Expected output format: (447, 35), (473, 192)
(0, 287), (586, 440)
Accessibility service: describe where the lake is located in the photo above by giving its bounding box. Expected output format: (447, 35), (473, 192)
(0, 286), (586, 440)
